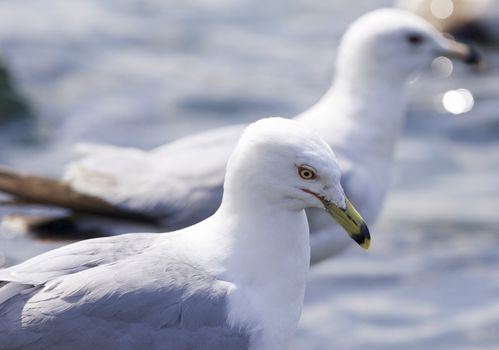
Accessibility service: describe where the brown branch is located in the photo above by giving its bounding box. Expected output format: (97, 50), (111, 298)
(0, 166), (159, 224)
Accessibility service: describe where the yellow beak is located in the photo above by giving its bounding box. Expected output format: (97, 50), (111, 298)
(324, 197), (371, 250)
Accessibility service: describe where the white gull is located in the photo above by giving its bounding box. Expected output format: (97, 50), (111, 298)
(0, 117), (370, 350)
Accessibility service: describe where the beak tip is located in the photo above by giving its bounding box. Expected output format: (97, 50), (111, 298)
(361, 238), (371, 251)
(351, 222), (371, 250)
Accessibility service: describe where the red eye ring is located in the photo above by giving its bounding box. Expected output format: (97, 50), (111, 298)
(298, 165), (317, 180)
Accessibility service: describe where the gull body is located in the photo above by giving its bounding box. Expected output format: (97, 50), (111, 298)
(0, 118), (370, 350)
(0, 8), (481, 263)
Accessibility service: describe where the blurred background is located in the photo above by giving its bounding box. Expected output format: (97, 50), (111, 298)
(0, 0), (498, 349)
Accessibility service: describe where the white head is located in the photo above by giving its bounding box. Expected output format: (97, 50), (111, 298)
(224, 117), (370, 249)
(336, 8), (482, 83)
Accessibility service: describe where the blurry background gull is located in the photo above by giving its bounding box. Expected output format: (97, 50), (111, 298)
(0, 8), (483, 265)
(0, 117), (370, 350)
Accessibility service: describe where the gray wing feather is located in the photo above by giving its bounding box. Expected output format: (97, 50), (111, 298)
(0, 236), (249, 350)
(64, 124), (246, 230)
(0, 233), (156, 285)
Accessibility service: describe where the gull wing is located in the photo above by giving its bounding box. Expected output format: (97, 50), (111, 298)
(0, 236), (249, 350)
(0, 123), (246, 230)
(63, 123), (246, 229)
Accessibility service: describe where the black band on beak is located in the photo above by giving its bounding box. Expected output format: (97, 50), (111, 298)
(464, 45), (483, 65)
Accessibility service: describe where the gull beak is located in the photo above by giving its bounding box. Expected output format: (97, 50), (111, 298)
(441, 39), (486, 69)
(323, 197), (371, 250)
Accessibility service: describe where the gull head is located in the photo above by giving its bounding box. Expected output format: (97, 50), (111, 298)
(336, 8), (483, 83)
(225, 117), (370, 249)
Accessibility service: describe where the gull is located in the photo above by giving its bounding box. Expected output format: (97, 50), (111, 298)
(0, 118), (370, 350)
(0, 8), (482, 264)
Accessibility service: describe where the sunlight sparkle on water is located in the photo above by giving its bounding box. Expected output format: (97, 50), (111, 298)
(442, 89), (474, 115)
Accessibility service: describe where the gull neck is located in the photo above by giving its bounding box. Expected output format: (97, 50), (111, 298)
(297, 73), (409, 163)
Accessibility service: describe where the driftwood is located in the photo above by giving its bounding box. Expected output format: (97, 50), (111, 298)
(0, 166), (158, 224)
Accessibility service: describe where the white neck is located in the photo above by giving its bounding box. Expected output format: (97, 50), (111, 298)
(209, 184), (311, 350)
(296, 68), (409, 164)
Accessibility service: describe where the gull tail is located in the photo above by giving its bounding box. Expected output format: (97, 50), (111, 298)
(0, 166), (158, 224)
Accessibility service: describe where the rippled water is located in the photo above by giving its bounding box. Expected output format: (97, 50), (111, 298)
(0, 0), (498, 349)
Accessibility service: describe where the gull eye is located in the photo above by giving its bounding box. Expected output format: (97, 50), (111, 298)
(407, 33), (424, 45)
(298, 165), (317, 180)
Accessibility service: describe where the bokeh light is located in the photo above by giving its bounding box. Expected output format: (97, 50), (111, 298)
(431, 56), (454, 78)
(442, 88), (474, 115)
(430, 0), (455, 19)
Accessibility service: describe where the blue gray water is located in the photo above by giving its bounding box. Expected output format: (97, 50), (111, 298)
(0, 1), (498, 349)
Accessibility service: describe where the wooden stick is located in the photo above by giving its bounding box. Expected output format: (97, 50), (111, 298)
(0, 166), (159, 224)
